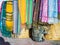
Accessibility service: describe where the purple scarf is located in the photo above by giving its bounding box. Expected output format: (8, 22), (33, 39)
(42, 0), (48, 23)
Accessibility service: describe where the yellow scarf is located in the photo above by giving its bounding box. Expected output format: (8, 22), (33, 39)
(18, 0), (29, 38)
(5, 1), (13, 31)
(19, 0), (26, 25)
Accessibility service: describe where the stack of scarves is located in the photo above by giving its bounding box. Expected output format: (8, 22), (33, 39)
(0, 0), (60, 38)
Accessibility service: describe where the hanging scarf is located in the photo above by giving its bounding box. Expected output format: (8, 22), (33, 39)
(26, 0), (29, 25)
(26, 0), (33, 28)
(39, 0), (42, 23)
(19, 0), (26, 26)
(54, 0), (58, 23)
(28, 0), (33, 28)
(26, 0), (30, 28)
(13, 0), (18, 35)
(33, 0), (40, 28)
(58, 0), (60, 22)
(48, 0), (58, 24)
(6, 1), (13, 32)
(1, 1), (12, 37)
(41, 0), (48, 23)
(17, 13), (21, 35)
(17, 0), (21, 35)
(18, 0), (29, 38)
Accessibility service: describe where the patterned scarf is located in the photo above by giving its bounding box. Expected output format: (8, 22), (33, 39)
(2, 1), (12, 37)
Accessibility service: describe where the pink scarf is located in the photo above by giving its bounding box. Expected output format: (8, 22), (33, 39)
(42, 0), (48, 23)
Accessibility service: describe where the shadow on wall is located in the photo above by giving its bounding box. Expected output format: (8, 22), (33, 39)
(0, 37), (10, 45)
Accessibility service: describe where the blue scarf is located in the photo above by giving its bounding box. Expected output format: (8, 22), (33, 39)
(48, 0), (58, 24)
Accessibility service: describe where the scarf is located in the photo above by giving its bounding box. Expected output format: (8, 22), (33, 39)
(48, 0), (58, 24)
(2, 1), (12, 37)
(13, 0), (18, 35)
(33, 0), (40, 28)
(41, 0), (48, 23)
